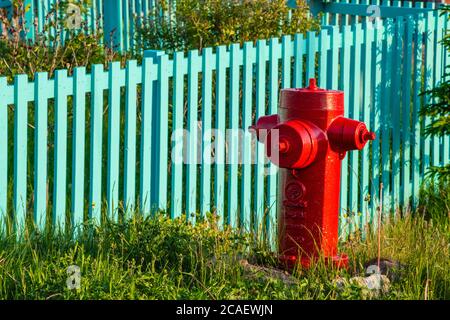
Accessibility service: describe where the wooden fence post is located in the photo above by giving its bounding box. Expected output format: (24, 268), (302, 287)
(143, 50), (166, 213)
(103, 0), (123, 51)
(22, 0), (35, 41)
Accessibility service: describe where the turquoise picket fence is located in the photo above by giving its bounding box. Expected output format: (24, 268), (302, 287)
(0, 5), (448, 238)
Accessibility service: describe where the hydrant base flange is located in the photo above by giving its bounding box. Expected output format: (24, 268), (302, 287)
(279, 254), (349, 270)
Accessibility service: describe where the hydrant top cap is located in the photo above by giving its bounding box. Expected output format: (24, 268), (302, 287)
(286, 78), (342, 94)
(280, 78), (343, 112)
(308, 78), (319, 90)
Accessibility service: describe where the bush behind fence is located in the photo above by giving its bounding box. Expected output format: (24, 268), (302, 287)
(5, 1), (445, 52)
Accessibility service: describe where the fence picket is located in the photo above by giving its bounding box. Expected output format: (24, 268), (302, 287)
(294, 34), (304, 88)
(89, 65), (105, 224)
(228, 43), (240, 228)
(282, 36), (292, 89)
(429, 5), (440, 170)
(186, 50), (199, 222)
(54, 70), (70, 230)
(106, 62), (122, 221)
(241, 42), (254, 232)
(0, 78), (7, 228)
(401, 15), (413, 209)
(339, 25), (351, 233)
(140, 57), (155, 214)
(423, 12), (434, 174)
(381, 19), (393, 214)
(329, 26), (339, 90)
(124, 60), (138, 214)
(72, 67), (87, 231)
(13, 75), (30, 233)
(267, 38), (279, 246)
(318, 29), (329, 88)
(443, 14), (450, 167)
(201, 48), (213, 217)
(306, 31), (316, 80)
(171, 52), (185, 219)
(34, 72), (50, 230)
(215, 46), (227, 228)
(361, 19), (373, 226)
(255, 40), (267, 235)
(434, 13), (444, 168)
(152, 54), (169, 211)
(370, 23), (383, 222)
(349, 23), (362, 230)
(123, 0), (131, 51)
(391, 19), (403, 211)
(104, 0), (123, 51)
(412, 16), (425, 209)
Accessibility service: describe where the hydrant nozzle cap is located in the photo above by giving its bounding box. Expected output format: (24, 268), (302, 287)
(279, 138), (290, 154)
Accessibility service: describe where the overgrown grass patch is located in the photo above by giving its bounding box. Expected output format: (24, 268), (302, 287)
(0, 193), (449, 300)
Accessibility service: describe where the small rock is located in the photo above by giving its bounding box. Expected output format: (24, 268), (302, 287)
(333, 277), (349, 290)
(334, 274), (390, 299)
(239, 259), (299, 286)
(209, 253), (244, 266)
(353, 274), (390, 292)
(363, 258), (404, 282)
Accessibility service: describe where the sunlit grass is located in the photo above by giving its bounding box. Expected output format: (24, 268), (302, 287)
(0, 182), (448, 300)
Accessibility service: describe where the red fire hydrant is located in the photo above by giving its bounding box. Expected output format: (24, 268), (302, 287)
(251, 79), (375, 269)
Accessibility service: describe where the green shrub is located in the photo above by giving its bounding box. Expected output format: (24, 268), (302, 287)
(135, 0), (321, 53)
(0, 209), (449, 299)
(0, 0), (128, 80)
(418, 180), (450, 226)
(419, 5), (450, 181)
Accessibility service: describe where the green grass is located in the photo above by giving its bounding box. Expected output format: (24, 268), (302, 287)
(0, 183), (449, 300)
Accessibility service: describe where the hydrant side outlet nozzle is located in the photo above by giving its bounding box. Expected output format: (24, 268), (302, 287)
(249, 114), (280, 142)
(265, 120), (327, 169)
(327, 116), (376, 153)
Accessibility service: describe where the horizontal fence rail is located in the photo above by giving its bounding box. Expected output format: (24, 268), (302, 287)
(0, 9), (448, 240)
(317, 0), (445, 26)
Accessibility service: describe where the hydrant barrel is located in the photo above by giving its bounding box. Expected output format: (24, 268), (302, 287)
(252, 78), (375, 270)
